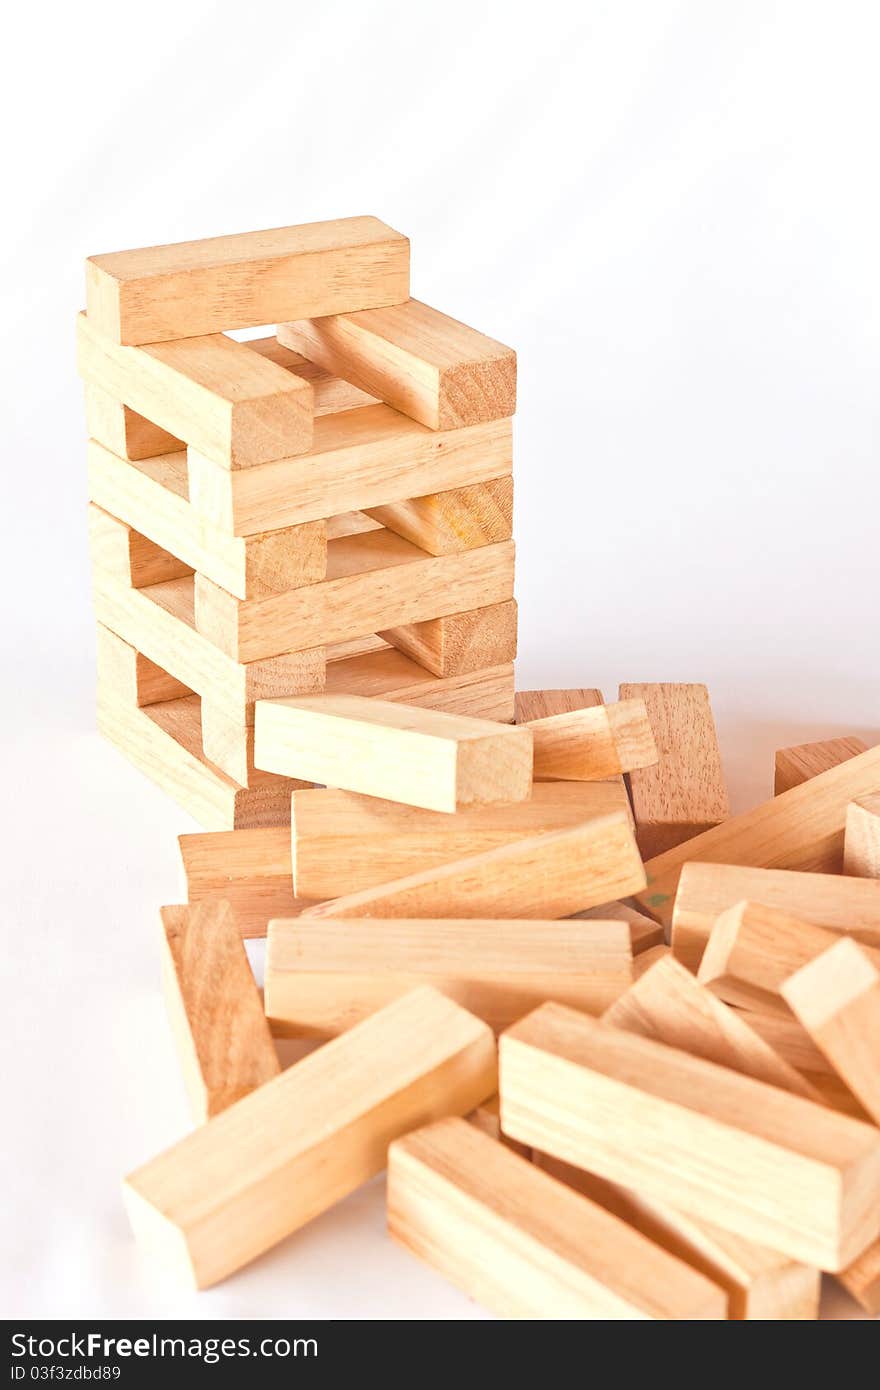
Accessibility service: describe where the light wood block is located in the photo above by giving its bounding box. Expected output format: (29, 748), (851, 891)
(264, 917), (634, 1036)
(278, 298), (515, 430)
(500, 1004), (880, 1270)
(387, 1118), (726, 1320)
(844, 793), (880, 877)
(88, 498), (190, 588)
(85, 383), (183, 459)
(96, 622), (190, 707)
(636, 743), (880, 933)
(247, 336), (379, 414)
(619, 683), (728, 860)
(515, 688), (604, 722)
(301, 812), (646, 921)
(604, 953), (820, 1100)
(526, 698), (657, 781)
(781, 937), (880, 1126)
(200, 703), (255, 786)
(77, 313), (313, 467)
(323, 646), (515, 722)
(670, 862), (880, 972)
(775, 736), (869, 794)
(179, 826), (311, 938)
(380, 600), (517, 678)
(365, 475), (513, 556)
(467, 1095), (530, 1159)
(575, 901), (665, 954)
(736, 1009), (834, 1079)
(186, 409), (512, 536)
(123, 987), (495, 1288)
(159, 902), (279, 1120)
(86, 216), (410, 344)
(255, 694), (532, 813)
(837, 1240), (880, 1315)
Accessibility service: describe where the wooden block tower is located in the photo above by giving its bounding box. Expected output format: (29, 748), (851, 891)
(78, 218), (518, 829)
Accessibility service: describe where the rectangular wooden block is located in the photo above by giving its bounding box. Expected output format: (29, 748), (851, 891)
(160, 901), (279, 1120)
(186, 409), (512, 535)
(301, 812), (646, 921)
(837, 1240), (880, 1315)
(86, 216), (410, 344)
(88, 497), (190, 589)
(200, 702), (255, 786)
(279, 298), (515, 430)
(619, 683), (728, 860)
(179, 826), (310, 937)
(366, 475), (513, 556)
(77, 313), (313, 467)
(255, 694), (532, 813)
(85, 383), (183, 459)
(575, 901), (665, 954)
(515, 688), (604, 722)
(844, 793), (880, 877)
(96, 621), (190, 707)
(468, 1094), (530, 1158)
(527, 698), (657, 781)
(264, 917), (634, 1037)
(775, 736), (869, 794)
(379, 600), (517, 678)
(670, 862), (880, 972)
(387, 1118), (726, 1319)
(123, 987), (495, 1287)
(637, 743), (880, 933)
(500, 1004), (880, 1269)
(323, 646), (515, 722)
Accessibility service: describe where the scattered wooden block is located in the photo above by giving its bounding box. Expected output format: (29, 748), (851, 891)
(837, 1239), (880, 1316)
(499, 1003), (880, 1269)
(635, 743), (880, 934)
(781, 937), (880, 1127)
(735, 1009), (834, 1079)
(387, 1117), (726, 1319)
(264, 917), (634, 1036)
(159, 902), (279, 1120)
(255, 694), (532, 813)
(844, 794), (880, 877)
(179, 825), (312, 937)
(123, 987), (495, 1287)
(366, 475), (513, 555)
(619, 683), (728, 860)
(85, 383), (183, 459)
(467, 1095), (530, 1159)
(301, 812), (646, 921)
(774, 736), (869, 794)
(324, 646), (515, 722)
(574, 901), (664, 954)
(526, 698), (657, 782)
(514, 688), (603, 722)
(670, 862), (880, 972)
(86, 216), (410, 345)
(379, 600), (517, 677)
(77, 313), (313, 467)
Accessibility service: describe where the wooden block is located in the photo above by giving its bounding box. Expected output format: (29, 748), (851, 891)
(264, 917), (634, 1037)
(635, 743), (880, 933)
(200, 703), (256, 786)
(575, 901), (664, 954)
(526, 698), (657, 782)
(632, 943), (672, 975)
(88, 496), (191, 588)
(77, 313), (313, 467)
(85, 383), (183, 459)
(499, 1003), (880, 1269)
(323, 646), (515, 722)
(123, 987), (495, 1287)
(387, 1118), (726, 1320)
(95, 622), (191, 707)
(365, 475), (513, 556)
(159, 901), (279, 1120)
(302, 813), (646, 921)
(735, 1009), (834, 1078)
(604, 953), (820, 1100)
(88, 441), (327, 601)
(844, 793), (880, 877)
(247, 336), (379, 414)
(467, 1095), (530, 1159)
(619, 683), (728, 860)
(278, 298), (515, 430)
(186, 409), (512, 535)
(837, 1239), (880, 1315)
(670, 863), (880, 972)
(87, 217), (410, 345)
(255, 694), (531, 813)
(379, 600), (517, 678)
(781, 937), (880, 1126)
(515, 688), (604, 722)
(179, 826), (311, 938)
(775, 736), (869, 794)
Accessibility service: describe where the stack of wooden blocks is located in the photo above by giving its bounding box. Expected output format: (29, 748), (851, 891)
(79, 216), (517, 829)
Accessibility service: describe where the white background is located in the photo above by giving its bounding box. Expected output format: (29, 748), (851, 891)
(2, 0), (877, 1319)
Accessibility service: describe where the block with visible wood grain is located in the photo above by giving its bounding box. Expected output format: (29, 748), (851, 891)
(379, 600), (517, 678)
(85, 384), (184, 460)
(255, 694), (532, 813)
(179, 825), (307, 936)
(525, 697), (657, 782)
(774, 736), (869, 795)
(366, 475), (513, 556)
(514, 688), (604, 722)
(574, 901), (665, 954)
(323, 644), (516, 723)
(159, 901), (279, 1121)
(123, 987), (495, 1288)
(499, 1003), (880, 1270)
(387, 1118), (726, 1320)
(844, 794), (880, 878)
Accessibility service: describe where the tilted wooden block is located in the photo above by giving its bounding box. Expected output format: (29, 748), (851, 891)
(499, 1004), (880, 1269)
(526, 698), (657, 782)
(179, 826), (311, 937)
(574, 901), (665, 954)
(123, 987), (495, 1287)
(324, 645), (515, 722)
(514, 688), (603, 722)
(774, 736), (869, 795)
(619, 683), (728, 860)
(670, 862), (880, 972)
(86, 216), (410, 345)
(366, 475), (513, 556)
(379, 600), (517, 678)
(279, 298), (515, 430)
(159, 902), (279, 1121)
(635, 743), (880, 933)
(301, 812), (646, 920)
(387, 1118), (726, 1320)
(77, 313), (313, 467)
(255, 694), (532, 813)
(737, 1009), (835, 1079)
(604, 953), (819, 1100)
(186, 409), (512, 535)
(264, 917), (634, 1036)
(781, 937), (880, 1127)
(844, 793), (880, 877)
(85, 383), (183, 459)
